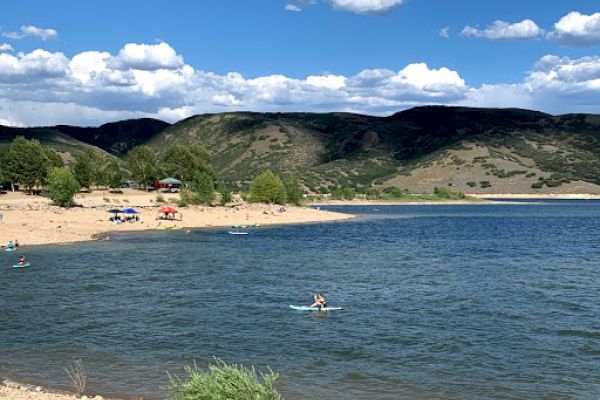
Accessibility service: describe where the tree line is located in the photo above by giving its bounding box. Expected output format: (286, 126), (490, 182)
(0, 137), (304, 207)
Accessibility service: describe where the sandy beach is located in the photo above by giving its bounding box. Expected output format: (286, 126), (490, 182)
(0, 189), (354, 246)
(2, 190), (591, 247)
(0, 381), (104, 400)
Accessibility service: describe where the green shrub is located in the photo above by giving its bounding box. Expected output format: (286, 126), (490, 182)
(364, 187), (381, 200)
(544, 179), (562, 188)
(281, 173), (303, 205)
(216, 181), (232, 206)
(466, 181), (477, 187)
(178, 189), (193, 207)
(45, 167), (80, 207)
(384, 187), (405, 198)
(330, 187), (356, 200)
(433, 186), (465, 200)
(156, 194), (166, 203)
(531, 181), (544, 189)
(479, 181), (492, 188)
(249, 170), (287, 204)
(526, 172), (536, 178)
(169, 359), (282, 400)
(191, 171), (215, 204)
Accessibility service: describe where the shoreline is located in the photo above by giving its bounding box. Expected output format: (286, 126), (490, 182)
(0, 190), (355, 247)
(1, 378), (111, 400)
(2, 190), (598, 247)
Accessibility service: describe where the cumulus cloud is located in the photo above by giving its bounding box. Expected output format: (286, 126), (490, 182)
(2, 25), (58, 41)
(548, 11), (600, 47)
(461, 54), (600, 114)
(0, 49), (69, 82)
(461, 19), (543, 40)
(0, 40), (599, 126)
(285, 4), (302, 12)
(0, 43), (13, 52)
(329, 0), (404, 14)
(284, 0), (402, 14)
(112, 42), (184, 70)
(439, 27), (450, 38)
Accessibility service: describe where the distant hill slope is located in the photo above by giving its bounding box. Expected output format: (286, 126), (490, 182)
(0, 118), (170, 162)
(2, 107), (600, 194)
(147, 107), (600, 193)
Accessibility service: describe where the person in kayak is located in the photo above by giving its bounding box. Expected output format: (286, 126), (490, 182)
(6, 240), (14, 249)
(309, 293), (327, 309)
(18, 255), (26, 265)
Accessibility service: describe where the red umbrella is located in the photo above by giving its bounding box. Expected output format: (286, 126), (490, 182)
(159, 206), (178, 214)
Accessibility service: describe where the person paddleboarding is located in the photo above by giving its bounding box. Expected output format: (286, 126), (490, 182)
(309, 293), (327, 309)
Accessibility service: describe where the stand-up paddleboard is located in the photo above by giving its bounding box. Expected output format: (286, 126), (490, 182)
(289, 305), (343, 311)
(227, 231), (248, 235)
(11, 263), (30, 268)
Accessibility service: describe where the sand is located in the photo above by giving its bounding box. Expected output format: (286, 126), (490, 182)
(0, 384), (98, 400)
(0, 189), (354, 246)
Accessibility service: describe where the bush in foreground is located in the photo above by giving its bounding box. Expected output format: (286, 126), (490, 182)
(169, 359), (282, 400)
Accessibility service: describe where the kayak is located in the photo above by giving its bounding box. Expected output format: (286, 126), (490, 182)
(227, 231), (248, 235)
(12, 263), (30, 268)
(289, 305), (343, 311)
(4, 248), (16, 252)
(156, 226), (181, 230)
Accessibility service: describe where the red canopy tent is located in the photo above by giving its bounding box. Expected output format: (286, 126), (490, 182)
(158, 206), (178, 220)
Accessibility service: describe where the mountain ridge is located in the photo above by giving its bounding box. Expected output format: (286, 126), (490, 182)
(2, 106), (600, 194)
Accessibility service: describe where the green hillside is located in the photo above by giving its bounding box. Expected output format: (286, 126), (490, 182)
(2, 107), (600, 194)
(0, 118), (169, 163)
(146, 107), (600, 193)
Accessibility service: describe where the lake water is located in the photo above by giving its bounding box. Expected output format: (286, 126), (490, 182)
(1, 202), (600, 400)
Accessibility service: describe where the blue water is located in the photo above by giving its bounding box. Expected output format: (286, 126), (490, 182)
(2, 202), (600, 400)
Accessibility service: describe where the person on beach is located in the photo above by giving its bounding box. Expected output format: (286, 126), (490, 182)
(18, 255), (26, 265)
(14, 239), (19, 248)
(309, 293), (327, 308)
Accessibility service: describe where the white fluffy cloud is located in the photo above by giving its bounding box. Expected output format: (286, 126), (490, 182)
(113, 42), (184, 70)
(3, 25), (58, 41)
(285, 4), (302, 12)
(0, 40), (600, 126)
(284, 0), (402, 14)
(461, 19), (543, 40)
(0, 43), (13, 52)
(548, 11), (600, 47)
(329, 0), (403, 14)
(461, 54), (600, 114)
(0, 49), (68, 82)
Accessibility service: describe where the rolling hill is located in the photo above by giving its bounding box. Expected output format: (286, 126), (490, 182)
(3, 106), (600, 194)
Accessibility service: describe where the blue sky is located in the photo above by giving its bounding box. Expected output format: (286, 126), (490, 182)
(0, 0), (599, 126)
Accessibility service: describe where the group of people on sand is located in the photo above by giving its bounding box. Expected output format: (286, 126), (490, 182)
(110, 215), (140, 224)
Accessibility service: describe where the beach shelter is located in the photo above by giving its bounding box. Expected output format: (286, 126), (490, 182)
(159, 177), (182, 185)
(158, 177), (182, 193)
(159, 206), (178, 219)
(122, 208), (139, 214)
(107, 208), (122, 215)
